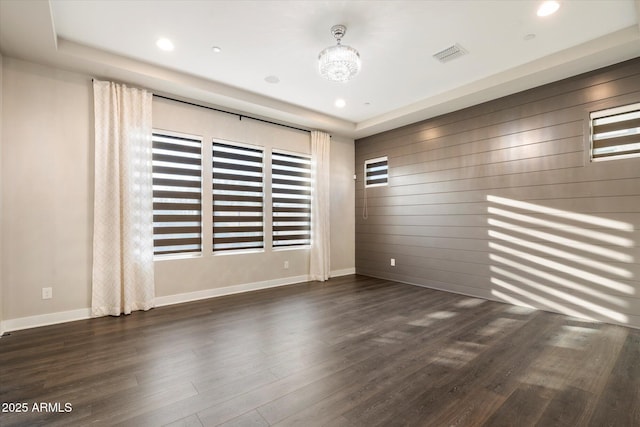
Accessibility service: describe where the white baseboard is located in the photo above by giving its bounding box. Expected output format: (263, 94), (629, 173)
(154, 274), (310, 307)
(330, 267), (356, 277)
(2, 308), (92, 334)
(1, 269), (358, 334)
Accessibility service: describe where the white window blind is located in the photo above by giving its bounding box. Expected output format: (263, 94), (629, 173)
(152, 131), (203, 256)
(365, 156), (388, 187)
(212, 141), (264, 252)
(272, 151), (312, 248)
(591, 102), (640, 161)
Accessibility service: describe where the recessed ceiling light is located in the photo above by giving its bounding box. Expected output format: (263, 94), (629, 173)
(335, 98), (346, 108)
(265, 75), (280, 84)
(537, 1), (560, 17)
(212, 46), (222, 53)
(156, 38), (174, 51)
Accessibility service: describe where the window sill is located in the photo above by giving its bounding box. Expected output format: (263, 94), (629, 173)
(154, 252), (202, 262)
(272, 245), (311, 252)
(213, 248), (265, 257)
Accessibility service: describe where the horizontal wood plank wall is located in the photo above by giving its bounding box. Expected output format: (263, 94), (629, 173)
(355, 57), (640, 329)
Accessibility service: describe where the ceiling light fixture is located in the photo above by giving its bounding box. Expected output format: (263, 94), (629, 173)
(537, 1), (560, 17)
(156, 37), (174, 51)
(335, 98), (346, 108)
(318, 24), (361, 83)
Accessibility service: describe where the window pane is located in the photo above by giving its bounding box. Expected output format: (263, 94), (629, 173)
(272, 151), (311, 248)
(213, 141), (264, 252)
(152, 131), (203, 256)
(591, 103), (640, 161)
(365, 156), (388, 187)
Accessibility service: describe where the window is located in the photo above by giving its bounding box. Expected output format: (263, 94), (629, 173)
(212, 141), (264, 252)
(272, 151), (312, 248)
(365, 156), (388, 187)
(152, 131), (203, 256)
(591, 102), (640, 161)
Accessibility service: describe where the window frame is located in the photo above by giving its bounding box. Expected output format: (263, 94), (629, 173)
(364, 156), (389, 188)
(590, 102), (640, 162)
(271, 149), (312, 250)
(152, 129), (204, 259)
(212, 139), (265, 254)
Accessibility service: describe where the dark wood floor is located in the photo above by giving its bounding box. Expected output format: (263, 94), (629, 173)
(1, 275), (638, 427)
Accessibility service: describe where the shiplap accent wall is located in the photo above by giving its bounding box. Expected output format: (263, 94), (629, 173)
(355, 57), (640, 329)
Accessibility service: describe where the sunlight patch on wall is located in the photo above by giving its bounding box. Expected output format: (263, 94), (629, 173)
(487, 207), (634, 247)
(486, 195), (634, 231)
(491, 290), (536, 309)
(489, 255), (629, 306)
(491, 267), (628, 323)
(491, 277), (602, 321)
(488, 219), (633, 263)
(488, 230), (632, 276)
(487, 195), (636, 326)
(489, 244), (634, 295)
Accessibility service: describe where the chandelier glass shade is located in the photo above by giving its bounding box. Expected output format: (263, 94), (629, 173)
(318, 25), (361, 82)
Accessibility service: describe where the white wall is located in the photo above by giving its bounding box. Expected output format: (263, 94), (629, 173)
(0, 57), (355, 328)
(2, 58), (93, 323)
(329, 134), (356, 275)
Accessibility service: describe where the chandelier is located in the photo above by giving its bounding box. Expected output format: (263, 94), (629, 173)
(318, 24), (361, 82)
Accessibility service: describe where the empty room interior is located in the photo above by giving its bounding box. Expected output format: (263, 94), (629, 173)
(1, 0), (639, 426)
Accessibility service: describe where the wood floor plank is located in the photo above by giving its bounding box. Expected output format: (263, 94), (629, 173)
(1, 275), (638, 427)
(587, 328), (640, 427)
(534, 385), (591, 427)
(268, 305), (502, 426)
(216, 410), (269, 427)
(341, 311), (563, 426)
(480, 385), (552, 427)
(270, 302), (507, 427)
(163, 414), (204, 427)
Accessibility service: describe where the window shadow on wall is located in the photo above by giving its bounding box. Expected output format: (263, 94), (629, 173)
(486, 195), (636, 325)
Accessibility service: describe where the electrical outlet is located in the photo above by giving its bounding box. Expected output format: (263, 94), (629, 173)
(284, 261), (289, 269)
(390, 258), (396, 267)
(42, 287), (53, 300)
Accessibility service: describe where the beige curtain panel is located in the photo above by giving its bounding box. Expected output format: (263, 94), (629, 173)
(310, 130), (331, 281)
(92, 80), (155, 316)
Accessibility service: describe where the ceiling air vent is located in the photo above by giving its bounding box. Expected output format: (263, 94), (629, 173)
(433, 43), (467, 63)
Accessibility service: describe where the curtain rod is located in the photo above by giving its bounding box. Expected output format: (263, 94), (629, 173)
(153, 94), (312, 134)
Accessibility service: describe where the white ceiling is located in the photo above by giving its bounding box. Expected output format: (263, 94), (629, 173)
(1, 0), (639, 138)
